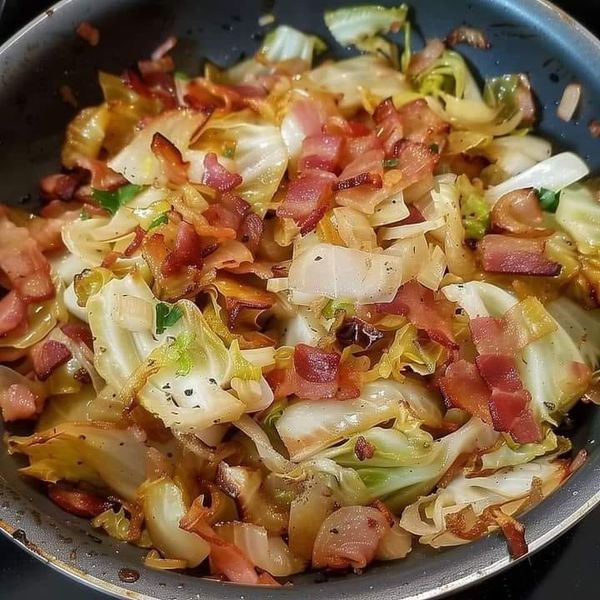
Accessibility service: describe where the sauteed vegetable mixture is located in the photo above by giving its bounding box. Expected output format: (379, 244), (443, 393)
(1, 4), (598, 583)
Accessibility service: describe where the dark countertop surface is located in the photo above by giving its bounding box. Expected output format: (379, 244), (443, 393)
(1, 0), (599, 598)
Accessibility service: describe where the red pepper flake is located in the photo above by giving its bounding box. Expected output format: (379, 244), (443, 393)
(76, 22), (100, 47)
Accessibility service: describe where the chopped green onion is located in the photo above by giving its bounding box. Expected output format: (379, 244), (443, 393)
(155, 302), (183, 335)
(322, 299), (355, 320)
(383, 158), (399, 169)
(537, 188), (561, 213)
(92, 183), (143, 215)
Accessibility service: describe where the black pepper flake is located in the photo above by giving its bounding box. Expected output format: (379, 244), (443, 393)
(184, 389), (193, 396)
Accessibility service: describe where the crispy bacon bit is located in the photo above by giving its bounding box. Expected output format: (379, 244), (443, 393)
(76, 22), (100, 47)
(336, 317), (384, 350)
(373, 98), (405, 157)
(334, 171), (383, 191)
(354, 436), (376, 461)
(312, 506), (390, 570)
(479, 235), (561, 276)
(488, 508), (528, 559)
(491, 189), (551, 236)
(476, 353), (521, 392)
(40, 173), (82, 202)
(48, 484), (114, 518)
(161, 221), (204, 276)
(238, 212), (263, 254)
(184, 79), (245, 113)
(0, 291), (27, 337)
(342, 133), (383, 166)
(151, 132), (189, 185)
(62, 322), (94, 349)
(0, 219), (55, 303)
(488, 388), (541, 444)
(31, 340), (72, 381)
(446, 26), (491, 49)
(204, 193), (250, 232)
(373, 280), (458, 349)
(123, 226), (146, 257)
(0, 384), (40, 422)
(75, 157), (127, 190)
(299, 134), (344, 173)
(202, 153), (243, 192)
(439, 359), (493, 423)
(277, 171), (336, 235)
(393, 140), (441, 186)
(407, 38), (445, 78)
(589, 120), (600, 138)
(294, 344), (340, 383)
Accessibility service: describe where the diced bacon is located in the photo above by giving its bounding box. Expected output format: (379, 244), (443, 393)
(48, 485), (114, 518)
(151, 132), (189, 185)
(31, 340), (72, 381)
(373, 98), (404, 157)
(439, 359), (493, 423)
(491, 189), (550, 236)
(0, 291), (27, 336)
(75, 157), (128, 190)
(394, 140), (440, 187)
(0, 219), (55, 303)
(161, 221), (204, 276)
(407, 38), (445, 78)
(488, 388), (542, 443)
(342, 133), (384, 166)
(123, 226), (146, 257)
(299, 134), (344, 173)
(469, 316), (513, 355)
(138, 56), (175, 77)
(26, 209), (80, 253)
(476, 354), (521, 393)
(373, 280), (458, 349)
(202, 153), (243, 192)
(290, 98), (328, 138)
(294, 344), (340, 383)
(204, 193), (250, 233)
(40, 173), (82, 202)
(238, 212), (263, 254)
(123, 68), (176, 110)
(312, 506), (390, 570)
(395, 98), (450, 150)
(183, 79), (245, 113)
(62, 323), (94, 349)
(479, 235), (561, 276)
(276, 171), (336, 235)
(0, 383), (40, 421)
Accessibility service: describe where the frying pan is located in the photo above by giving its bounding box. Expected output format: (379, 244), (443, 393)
(0, 1), (599, 599)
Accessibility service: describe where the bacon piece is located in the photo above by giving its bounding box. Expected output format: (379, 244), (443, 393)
(276, 171), (336, 235)
(342, 133), (384, 166)
(62, 323), (94, 349)
(151, 132), (189, 185)
(491, 189), (551, 236)
(294, 344), (340, 383)
(203, 193), (250, 232)
(469, 317), (513, 355)
(48, 485), (114, 518)
(446, 26), (491, 49)
(395, 98), (450, 150)
(31, 340), (72, 381)
(439, 360), (493, 423)
(336, 317), (384, 350)
(238, 212), (263, 254)
(123, 68), (176, 110)
(373, 98), (404, 157)
(334, 171), (383, 192)
(184, 78), (245, 113)
(75, 157), (127, 190)
(0, 219), (55, 302)
(407, 38), (445, 78)
(0, 291), (27, 336)
(40, 173), (82, 202)
(124, 225), (146, 257)
(399, 204), (426, 225)
(394, 140), (440, 187)
(488, 388), (541, 443)
(202, 153), (243, 192)
(299, 134), (344, 173)
(373, 280), (458, 349)
(312, 506), (390, 570)
(479, 235), (561, 276)
(76, 22), (100, 46)
(0, 384), (41, 422)
(488, 508), (528, 559)
(161, 221), (204, 276)
(476, 354), (521, 393)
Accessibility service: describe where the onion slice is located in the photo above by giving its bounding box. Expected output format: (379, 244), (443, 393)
(557, 83), (581, 122)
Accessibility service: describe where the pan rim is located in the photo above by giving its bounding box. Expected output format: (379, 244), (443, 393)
(0, 0), (599, 598)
